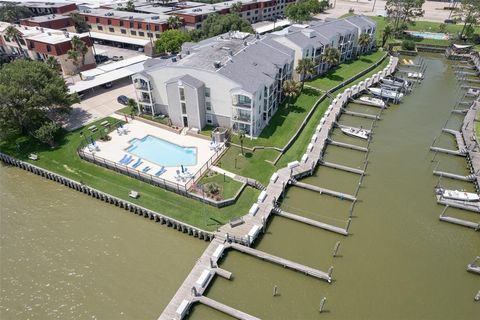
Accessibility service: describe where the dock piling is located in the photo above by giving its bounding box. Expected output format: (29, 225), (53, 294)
(273, 285), (279, 297)
(345, 218), (352, 233)
(333, 241), (341, 257)
(319, 297), (327, 313)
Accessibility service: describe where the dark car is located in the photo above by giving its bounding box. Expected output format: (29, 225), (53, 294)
(444, 19), (456, 24)
(95, 54), (109, 64)
(117, 95), (129, 105)
(103, 82), (113, 89)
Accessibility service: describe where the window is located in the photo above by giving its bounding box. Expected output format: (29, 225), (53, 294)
(29, 41), (34, 49)
(19, 39), (25, 45)
(130, 21), (134, 28)
(131, 30), (136, 35)
(147, 32), (153, 38)
(155, 33), (161, 38)
(206, 101), (211, 111)
(179, 88), (185, 101)
(119, 21), (123, 27)
(121, 29), (126, 34)
(205, 88), (210, 98)
(154, 25), (159, 31)
(96, 17), (99, 23)
(46, 45), (51, 52)
(109, 27), (114, 32)
(181, 102), (187, 114)
(206, 114), (212, 124)
(108, 19), (112, 25)
(138, 31), (145, 37)
(97, 25), (103, 30)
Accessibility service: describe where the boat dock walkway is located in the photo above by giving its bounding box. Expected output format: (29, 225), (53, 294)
(227, 242), (332, 282)
(194, 296), (260, 320)
(328, 139), (368, 152)
(452, 109), (469, 114)
(430, 146), (466, 156)
(158, 56), (399, 319)
(439, 211), (480, 230)
(433, 170), (475, 182)
(292, 180), (356, 201)
(276, 209), (349, 236)
(320, 161), (365, 175)
(442, 128), (467, 151)
(342, 109), (380, 120)
(467, 256), (480, 275)
(437, 195), (480, 213)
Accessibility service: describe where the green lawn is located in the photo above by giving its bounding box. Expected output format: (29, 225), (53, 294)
(307, 51), (385, 91)
(0, 118), (259, 231)
(197, 171), (244, 199)
(216, 146), (278, 186)
(228, 87), (321, 149)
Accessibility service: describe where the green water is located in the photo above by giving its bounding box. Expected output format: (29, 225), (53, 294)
(188, 55), (480, 319)
(0, 166), (207, 320)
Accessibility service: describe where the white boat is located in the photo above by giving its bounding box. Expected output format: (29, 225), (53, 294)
(437, 188), (480, 202)
(408, 72), (424, 79)
(341, 126), (370, 140)
(466, 88), (480, 97)
(358, 96), (386, 108)
(369, 87), (404, 100)
(381, 76), (410, 88)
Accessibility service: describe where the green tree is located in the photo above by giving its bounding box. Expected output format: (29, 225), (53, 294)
(5, 25), (27, 58)
(32, 121), (59, 148)
(155, 29), (191, 54)
(167, 15), (183, 29)
(68, 36), (89, 73)
(295, 58), (316, 84)
(70, 13), (90, 33)
(238, 130), (245, 156)
(324, 47), (340, 66)
(200, 13), (253, 38)
(358, 33), (371, 54)
(381, 24), (394, 47)
(284, 2), (312, 24)
(438, 23), (447, 33)
(230, 2), (243, 14)
(125, 0), (135, 11)
(127, 98), (138, 115)
(386, 0), (425, 33)
(454, 0), (480, 39)
(0, 60), (78, 137)
(282, 79), (302, 108)
(0, 3), (32, 23)
(67, 49), (80, 73)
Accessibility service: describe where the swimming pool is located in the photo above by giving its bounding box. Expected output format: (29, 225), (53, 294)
(405, 31), (449, 40)
(126, 135), (197, 167)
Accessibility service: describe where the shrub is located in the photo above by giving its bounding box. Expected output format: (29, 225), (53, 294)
(401, 39), (416, 51)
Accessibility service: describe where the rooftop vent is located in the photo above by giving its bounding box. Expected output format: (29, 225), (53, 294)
(151, 16), (159, 20)
(47, 32), (51, 35)
(213, 61), (221, 68)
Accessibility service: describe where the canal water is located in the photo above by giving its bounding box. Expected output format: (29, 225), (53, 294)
(1, 54), (479, 320)
(0, 166), (207, 320)
(188, 54), (480, 319)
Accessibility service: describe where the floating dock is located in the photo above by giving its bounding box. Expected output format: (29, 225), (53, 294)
(293, 181), (356, 201)
(433, 170), (475, 182)
(276, 209), (349, 236)
(321, 161), (365, 175)
(430, 146), (466, 156)
(328, 139), (368, 152)
(194, 296), (260, 320)
(342, 109), (380, 120)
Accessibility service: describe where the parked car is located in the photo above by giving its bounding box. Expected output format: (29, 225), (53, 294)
(444, 19), (456, 24)
(95, 54), (109, 63)
(112, 55), (124, 61)
(103, 82), (113, 89)
(117, 95), (129, 105)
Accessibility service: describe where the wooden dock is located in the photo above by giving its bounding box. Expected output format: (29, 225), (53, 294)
(442, 128), (467, 151)
(430, 146), (466, 156)
(328, 140), (368, 152)
(342, 109), (380, 120)
(276, 209), (349, 236)
(321, 161), (365, 175)
(293, 181), (356, 201)
(439, 214), (480, 230)
(227, 242), (332, 282)
(157, 56), (400, 319)
(194, 296), (261, 320)
(433, 170), (475, 182)
(437, 195), (480, 213)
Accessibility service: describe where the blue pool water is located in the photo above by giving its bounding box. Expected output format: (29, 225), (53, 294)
(405, 31), (448, 40)
(126, 135), (197, 167)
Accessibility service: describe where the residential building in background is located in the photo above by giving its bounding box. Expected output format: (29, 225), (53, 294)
(0, 22), (95, 75)
(20, 13), (75, 32)
(20, 1), (77, 15)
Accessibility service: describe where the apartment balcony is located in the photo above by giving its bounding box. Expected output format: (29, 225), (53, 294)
(232, 113), (251, 123)
(134, 82), (150, 91)
(138, 97), (154, 105)
(232, 102), (252, 109)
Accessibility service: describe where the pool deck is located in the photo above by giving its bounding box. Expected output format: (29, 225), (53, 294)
(82, 119), (217, 186)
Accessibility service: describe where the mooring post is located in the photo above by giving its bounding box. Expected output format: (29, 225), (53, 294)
(345, 218), (352, 232)
(440, 205), (449, 217)
(262, 216), (266, 233)
(328, 266), (334, 279)
(273, 285), (279, 297)
(333, 241), (341, 257)
(319, 297), (327, 313)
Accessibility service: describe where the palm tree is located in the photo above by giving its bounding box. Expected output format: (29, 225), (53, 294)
(167, 15), (182, 29)
(324, 47), (340, 67)
(358, 33), (371, 55)
(45, 56), (60, 71)
(127, 98), (138, 116)
(238, 130), (245, 156)
(381, 24), (394, 48)
(5, 25), (27, 58)
(67, 49), (80, 74)
(282, 79), (302, 108)
(295, 58), (315, 85)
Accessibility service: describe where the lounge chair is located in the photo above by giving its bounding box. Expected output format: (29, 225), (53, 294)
(118, 154), (128, 163)
(124, 157), (134, 165)
(142, 166), (151, 173)
(28, 153), (38, 160)
(155, 166), (167, 176)
(131, 159), (142, 168)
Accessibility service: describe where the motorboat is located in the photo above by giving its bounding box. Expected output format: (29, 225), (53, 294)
(408, 72), (424, 79)
(436, 187), (480, 202)
(341, 126), (370, 140)
(369, 87), (404, 100)
(381, 76), (411, 88)
(358, 95), (387, 108)
(466, 88), (480, 97)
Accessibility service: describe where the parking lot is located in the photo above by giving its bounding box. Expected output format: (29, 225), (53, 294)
(63, 78), (136, 131)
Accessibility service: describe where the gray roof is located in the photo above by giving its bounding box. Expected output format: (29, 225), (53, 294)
(166, 74), (205, 89)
